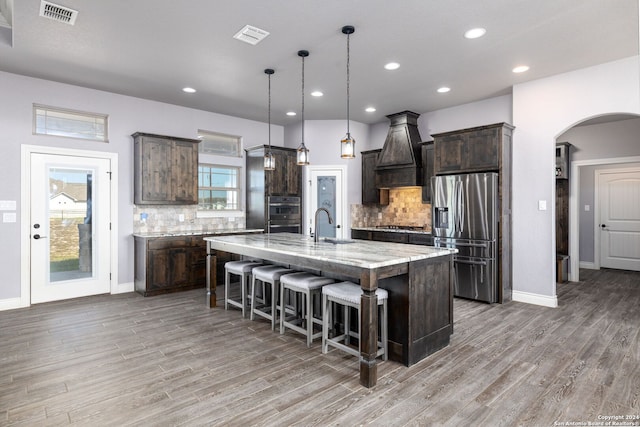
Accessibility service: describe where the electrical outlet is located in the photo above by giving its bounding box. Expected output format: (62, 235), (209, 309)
(178, 214), (185, 222)
(538, 200), (547, 211)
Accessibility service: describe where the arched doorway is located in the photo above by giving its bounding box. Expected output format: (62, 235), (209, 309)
(555, 113), (640, 282)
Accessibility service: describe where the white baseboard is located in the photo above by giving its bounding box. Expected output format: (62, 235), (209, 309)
(112, 281), (134, 294)
(512, 290), (558, 308)
(579, 261), (597, 270)
(0, 297), (28, 312)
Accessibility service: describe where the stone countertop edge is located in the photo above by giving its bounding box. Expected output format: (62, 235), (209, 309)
(132, 229), (264, 238)
(204, 233), (456, 270)
(351, 227), (432, 235)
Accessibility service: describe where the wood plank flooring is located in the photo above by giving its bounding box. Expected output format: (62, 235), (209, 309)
(1, 268), (639, 426)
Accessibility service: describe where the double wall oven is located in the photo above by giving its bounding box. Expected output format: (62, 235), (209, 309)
(267, 196), (301, 234)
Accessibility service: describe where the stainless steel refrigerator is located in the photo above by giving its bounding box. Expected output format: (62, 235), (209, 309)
(431, 172), (498, 303)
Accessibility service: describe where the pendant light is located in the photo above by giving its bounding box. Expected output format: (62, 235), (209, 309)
(296, 50), (310, 165)
(263, 68), (276, 170)
(340, 25), (356, 159)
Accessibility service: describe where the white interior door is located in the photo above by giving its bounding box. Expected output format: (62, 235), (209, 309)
(30, 153), (112, 303)
(308, 167), (345, 239)
(598, 169), (640, 271)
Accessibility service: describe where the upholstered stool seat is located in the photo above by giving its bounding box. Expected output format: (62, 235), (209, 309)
(224, 260), (262, 317)
(280, 272), (334, 347)
(250, 265), (295, 330)
(322, 281), (388, 360)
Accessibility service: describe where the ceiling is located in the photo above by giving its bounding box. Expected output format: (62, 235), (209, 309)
(0, 0), (638, 126)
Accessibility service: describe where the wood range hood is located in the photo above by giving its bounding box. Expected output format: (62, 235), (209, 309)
(375, 111), (424, 189)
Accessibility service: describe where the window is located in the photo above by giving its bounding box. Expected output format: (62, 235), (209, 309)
(33, 104), (108, 142)
(198, 164), (240, 211)
(197, 130), (241, 157)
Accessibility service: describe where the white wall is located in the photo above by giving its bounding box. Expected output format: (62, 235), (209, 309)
(512, 56), (640, 303)
(0, 70), (283, 304)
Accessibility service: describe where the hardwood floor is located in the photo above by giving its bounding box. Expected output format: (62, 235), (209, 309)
(1, 269), (639, 426)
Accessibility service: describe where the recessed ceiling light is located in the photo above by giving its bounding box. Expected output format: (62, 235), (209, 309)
(311, 91), (323, 97)
(182, 87), (196, 93)
(384, 62), (400, 71)
(286, 111), (296, 116)
(464, 28), (486, 39)
(437, 87), (451, 93)
(365, 107), (376, 113)
(512, 65), (530, 73)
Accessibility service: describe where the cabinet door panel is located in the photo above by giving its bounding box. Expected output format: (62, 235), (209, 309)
(173, 141), (198, 203)
(434, 135), (465, 174)
(466, 128), (499, 171)
(148, 249), (170, 290)
(169, 248), (190, 287)
(141, 138), (172, 202)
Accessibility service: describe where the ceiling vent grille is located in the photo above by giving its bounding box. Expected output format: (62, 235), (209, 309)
(39, 1), (78, 25)
(233, 25), (269, 45)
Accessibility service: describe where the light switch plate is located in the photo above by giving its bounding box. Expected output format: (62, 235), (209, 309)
(538, 200), (547, 211)
(584, 205), (590, 211)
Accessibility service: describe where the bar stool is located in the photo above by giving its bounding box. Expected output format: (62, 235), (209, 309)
(280, 272), (334, 347)
(321, 281), (388, 361)
(250, 265), (295, 330)
(224, 260), (262, 317)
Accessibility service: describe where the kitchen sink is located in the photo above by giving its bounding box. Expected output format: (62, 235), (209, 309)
(322, 238), (357, 244)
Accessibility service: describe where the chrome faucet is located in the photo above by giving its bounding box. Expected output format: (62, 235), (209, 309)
(314, 207), (333, 243)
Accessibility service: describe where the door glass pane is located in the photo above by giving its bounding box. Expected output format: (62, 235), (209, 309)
(49, 168), (93, 282)
(316, 175), (336, 238)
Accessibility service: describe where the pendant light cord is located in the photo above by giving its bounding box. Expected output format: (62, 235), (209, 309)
(268, 72), (271, 149)
(346, 31), (350, 135)
(301, 54), (305, 144)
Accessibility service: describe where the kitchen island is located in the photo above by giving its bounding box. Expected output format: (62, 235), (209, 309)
(204, 232), (456, 388)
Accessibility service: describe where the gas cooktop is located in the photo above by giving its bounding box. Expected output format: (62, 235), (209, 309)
(375, 225), (425, 231)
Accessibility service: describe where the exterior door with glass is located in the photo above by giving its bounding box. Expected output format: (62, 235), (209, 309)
(30, 153), (112, 303)
(309, 167), (345, 239)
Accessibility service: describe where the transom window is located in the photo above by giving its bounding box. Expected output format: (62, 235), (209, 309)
(33, 104), (108, 142)
(198, 164), (240, 211)
(197, 130), (241, 157)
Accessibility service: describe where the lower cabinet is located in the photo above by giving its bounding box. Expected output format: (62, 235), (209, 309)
(135, 235), (214, 296)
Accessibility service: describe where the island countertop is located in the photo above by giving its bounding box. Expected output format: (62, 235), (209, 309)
(204, 232), (457, 389)
(203, 232), (454, 270)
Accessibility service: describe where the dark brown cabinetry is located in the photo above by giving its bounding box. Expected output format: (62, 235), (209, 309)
(432, 123), (513, 175)
(351, 229), (433, 246)
(432, 122), (514, 303)
(132, 132), (199, 205)
(134, 235), (212, 296)
(421, 142), (434, 203)
(246, 145), (302, 231)
(361, 149), (389, 205)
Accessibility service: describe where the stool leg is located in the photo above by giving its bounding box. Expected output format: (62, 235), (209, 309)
(279, 282), (285, 334)
(241, 273), (247, 318)
(382, 300), (388, 361)
(322, 294), (330, 354)
(344, 304), (350, 346)
(306, 290), (313, 347)
(250, 274), (257, 321)
(271, 280), (278, 331)
(224, 270), (231, 310)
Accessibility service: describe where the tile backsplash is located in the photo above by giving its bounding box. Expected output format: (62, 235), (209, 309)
(133, 205), (246, 234)
(351, 187), (431, 231)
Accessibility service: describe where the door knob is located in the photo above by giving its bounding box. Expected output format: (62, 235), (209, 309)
(601, 224), (606, 228)
(33, 234), (47, 239)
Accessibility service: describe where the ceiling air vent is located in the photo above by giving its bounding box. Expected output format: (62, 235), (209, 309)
(39, 1), (78, 25)
(233, 25), (269, 45)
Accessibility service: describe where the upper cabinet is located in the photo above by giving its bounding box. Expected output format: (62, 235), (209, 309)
(420, 142), (434, 203)
(246, 145), (301, 197)
(432, 123), (514, 175)
(133, 132), (200, 205)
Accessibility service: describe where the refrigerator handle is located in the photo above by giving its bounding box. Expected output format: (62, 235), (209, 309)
(455, 181), (463, 233)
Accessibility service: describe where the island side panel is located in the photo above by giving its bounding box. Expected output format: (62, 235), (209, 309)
(408, 255), (453, 366)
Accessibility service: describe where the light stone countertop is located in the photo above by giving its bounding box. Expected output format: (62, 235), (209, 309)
(204, 232), (455, 270)
(132, 229), (263, 238)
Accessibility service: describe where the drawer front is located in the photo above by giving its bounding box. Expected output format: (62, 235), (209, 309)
(148, 237), (190, 250)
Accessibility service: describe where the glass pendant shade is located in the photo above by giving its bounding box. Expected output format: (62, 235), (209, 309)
(264, 150), (275, 170)
(340, 133), (356, 159)
(297, 143), (309, 165)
